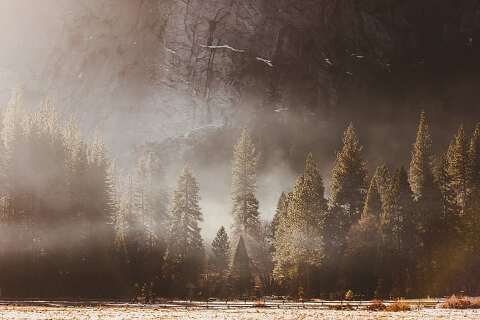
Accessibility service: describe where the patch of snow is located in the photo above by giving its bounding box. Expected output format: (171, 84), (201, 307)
(200, 44), (246, 53)
(256, 57), (273, 67)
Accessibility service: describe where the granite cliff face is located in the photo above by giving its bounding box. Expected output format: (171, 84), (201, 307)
(159, 0), (480, 167)
(2, 0), (480, 166)
(168, 0), (480, 112)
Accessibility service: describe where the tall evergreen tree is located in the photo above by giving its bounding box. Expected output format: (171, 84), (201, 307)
(207, 226), (230, 297)
(374, 165), (393, 229)
(436, 152), (458, 222)
(273, 153), (327, 296)
(120, 153), (169, 298)
(408, 112), (445, 296)
(409, 111), (434, 200)
(231, 129), (260, 238)
(211, 226), (230, 275)
(327, 122), (367, 290)
(345, 175), (382, 297)
(408, 111), (442, 224)
(165, 167), (204, 296)
(1, 89), (26, 224)
(446, 125), (469, 213)
(85, 134), (117, 296)
(63, 119), (92, 294)
(371, 166), (397, 298)
(329, 123), (368, 227)
(229, 236), (253, 296)
(388, 167), (417, 296)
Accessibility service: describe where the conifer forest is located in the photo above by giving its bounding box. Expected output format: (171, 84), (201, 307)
(2, 0), (480, 311)
(2, 96), (480, 301)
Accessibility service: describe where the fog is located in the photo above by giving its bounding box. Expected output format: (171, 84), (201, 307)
(2, 0), (480, 240)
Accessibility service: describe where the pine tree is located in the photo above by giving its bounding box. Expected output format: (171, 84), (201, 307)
(231, 129), (260, 238)
(133, 153), (169, 252)
(211, 226), (230, 275)
(446, 125), (469, 213)
(409, 111), (434, 200)
(408, 112), (445, 296)
(137, 153), (169, 297)
(120, 154), (169, 298)
(388, 167), (417, 296)
(408, 111), (442, 230)
(229, 236), (252, 296)
(88, 134), (116, 237)
(271, 192), (288, 239)
(435, 153), (458, 225)
(327, 122), (367, 288)
(329, 123), (368, 226)
(165, 167), (204, 296)
(63, 117), (93, 294)
(1, 89), (26, 222)
(273, 153), (327, 295)
(85, 133), (117, 296)
(374, 165), (393, 223)
(370, 167), (396, 298)
(208, 226), (231, 297)
(345, 175), (382, 297)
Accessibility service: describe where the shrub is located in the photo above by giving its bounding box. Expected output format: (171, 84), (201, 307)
(471, 297), (480, 308)
(255, 300), (267, 308)
(441, 295), (480, 309)
(386, 300), (411, 312)
(345, 290), (354, 301)
(367, 299), (386, 311)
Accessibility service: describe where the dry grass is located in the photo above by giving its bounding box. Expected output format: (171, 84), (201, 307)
(441, 295), (480, 309)
(472, 297), (480, 308)
(385, 300), (411, 312)
(366, 299), (386, 311)
(255, 300), (267, 308)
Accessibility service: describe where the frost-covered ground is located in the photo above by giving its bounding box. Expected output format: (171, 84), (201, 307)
(1, 306), (479, 320)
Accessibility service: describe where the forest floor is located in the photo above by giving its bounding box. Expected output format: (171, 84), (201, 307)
(0, 304), (479, 320)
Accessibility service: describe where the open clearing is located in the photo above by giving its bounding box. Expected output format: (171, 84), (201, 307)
(0, 305), (479, 320)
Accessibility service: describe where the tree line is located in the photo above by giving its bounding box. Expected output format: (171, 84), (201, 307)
(272, 112), (480, 299)
(1, 93), (480, 300)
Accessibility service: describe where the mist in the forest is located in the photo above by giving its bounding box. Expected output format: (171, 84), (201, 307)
(2, 0), (480, 240)
(4, 0), (480, 303)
